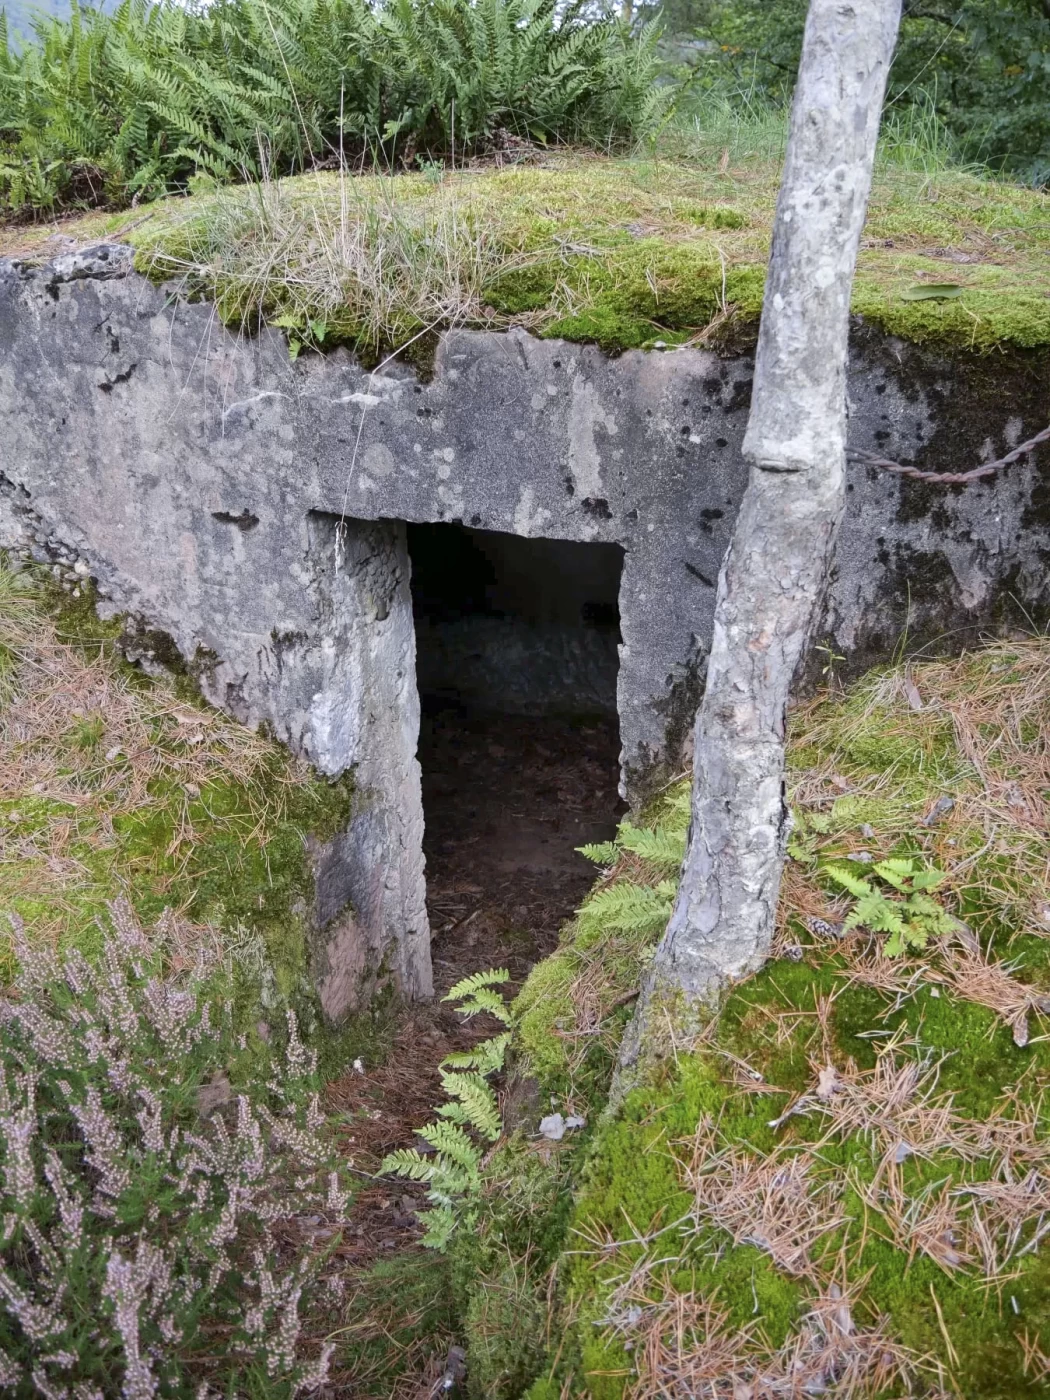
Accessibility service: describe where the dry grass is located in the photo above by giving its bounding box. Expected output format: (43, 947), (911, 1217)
(681, 1122), (846, 1279)
(770, 1042), (969, 1165)
(139, 173), (551, 356)
(784, 638), (1050, 948)
(0, 564), (310, 952)
(621, 1280), (921, 1400)
(857, 1157), (1050, 1282)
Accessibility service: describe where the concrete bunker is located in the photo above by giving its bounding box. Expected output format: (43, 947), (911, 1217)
(1, 245), (1048, 1023)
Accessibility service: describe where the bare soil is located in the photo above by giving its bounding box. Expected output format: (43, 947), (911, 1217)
(326, 706), (623, 1263)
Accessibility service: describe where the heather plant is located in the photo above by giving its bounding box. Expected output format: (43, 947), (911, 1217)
(0, 900), (348, 1396)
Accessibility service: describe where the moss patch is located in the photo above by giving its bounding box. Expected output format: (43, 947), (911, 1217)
(8, 153), (1041, 358)
(0, 559), (355, 1048)
(465, 638), (1050, 1397)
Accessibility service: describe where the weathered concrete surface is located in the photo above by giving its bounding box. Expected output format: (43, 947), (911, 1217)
(1, 246), (1048, 1009)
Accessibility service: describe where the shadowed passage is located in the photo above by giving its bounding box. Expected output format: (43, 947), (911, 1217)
(406, 522), (626, 988)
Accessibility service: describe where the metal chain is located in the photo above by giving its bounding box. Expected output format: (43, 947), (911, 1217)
(846, 421), (1050, 485)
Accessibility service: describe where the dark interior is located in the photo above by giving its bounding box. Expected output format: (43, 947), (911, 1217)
(406, 522), (626, 987)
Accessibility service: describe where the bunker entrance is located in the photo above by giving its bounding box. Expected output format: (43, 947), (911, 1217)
(406, 522), (626, 986)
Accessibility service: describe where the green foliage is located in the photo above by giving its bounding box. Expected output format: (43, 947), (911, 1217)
(681, 0), (1050, 186)
(0, 901), (342, 1394)
(0, 0), (667, 217)
(516, 788), (691, 1094)
(444, 966), (512, 1023)
(824, 855), (957, 955)
(614, 819), (686, 872)
(0, 558), (356, 1051)
(381, 968), (509, 1251)
(462, 642), (1050, 1397)
(576, 878), (676, 945)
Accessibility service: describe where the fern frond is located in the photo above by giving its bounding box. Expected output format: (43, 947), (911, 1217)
(443, 967), (510, 1003)
(379, 1147), (438, 1182)
(415, 1120), (482, 1176)
(823, 864), (874, 900)
(577, 840), (617, 866)
(441, 1032), (510, 1075)
(617, 822), (686, 872)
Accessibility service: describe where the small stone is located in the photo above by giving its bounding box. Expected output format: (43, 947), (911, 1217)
(442, 1344), (467, 1389)
(105, 745), (123, 762)
(921, 795), (955, 827)
(184, 782), (200, 798)
(352, 1057), (365, 1075)
(859, 823), (876, 839)
(539, 1112), (566, 1141)
(73, 559), (90, 577)
(197, 1072), (232, 1118)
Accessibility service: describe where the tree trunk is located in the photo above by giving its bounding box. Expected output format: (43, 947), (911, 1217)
(619, 0), (903, 1073)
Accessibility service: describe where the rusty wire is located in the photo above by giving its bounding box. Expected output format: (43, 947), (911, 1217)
(847, 421), (1050, 485)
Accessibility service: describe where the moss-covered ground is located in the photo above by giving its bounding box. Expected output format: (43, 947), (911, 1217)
(3, 151), (1048, 358)
(457, 637), (1050, 1398)
(0, 559), (375, 1057)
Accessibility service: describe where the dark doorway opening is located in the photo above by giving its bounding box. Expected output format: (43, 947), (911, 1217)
(407, 522), (626, 989)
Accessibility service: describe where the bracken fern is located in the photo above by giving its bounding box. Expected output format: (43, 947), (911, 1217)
(381, 968), (509, 1251)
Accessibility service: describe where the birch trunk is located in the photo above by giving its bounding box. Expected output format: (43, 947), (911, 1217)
(619, 0), (903, 1071)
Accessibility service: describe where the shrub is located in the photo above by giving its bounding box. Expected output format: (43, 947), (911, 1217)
(0, 0), (667, 217)
(0, 901), (347, 1396)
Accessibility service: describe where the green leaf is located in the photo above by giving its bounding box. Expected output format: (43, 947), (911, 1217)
(900, 283), (965, 301)
(823, 864), (873, 899)
(443, 968), (510, 1003)
(577, 841), (618, 865)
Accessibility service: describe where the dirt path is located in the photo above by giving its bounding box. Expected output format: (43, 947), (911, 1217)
(326, 708), (623, 1265)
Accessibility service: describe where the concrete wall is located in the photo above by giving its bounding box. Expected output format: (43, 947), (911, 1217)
(2, 244), (1048, 1011)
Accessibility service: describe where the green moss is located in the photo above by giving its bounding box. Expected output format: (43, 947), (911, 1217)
(463, 641), (1050, 1397)
(125, 155), (1049, 358)
(335, 1253), (457, 1398)
(559, 1054), (804, 1399)
(513, 948), (578, 1085)
(0, 561), (362, 1060)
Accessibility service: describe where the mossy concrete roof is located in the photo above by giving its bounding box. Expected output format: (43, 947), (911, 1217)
(4, 153), (1049, 355)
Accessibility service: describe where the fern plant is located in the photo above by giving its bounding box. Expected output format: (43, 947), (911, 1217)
(381, 968), (510, 1250)
(575, 795), (689, 949)
(0, 0), (666, 216)
(823, 856), (957, 956)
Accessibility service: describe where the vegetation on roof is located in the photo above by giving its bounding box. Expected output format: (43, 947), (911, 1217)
(454, 635), (1050, 1397)
(115, 144), (1050, 360)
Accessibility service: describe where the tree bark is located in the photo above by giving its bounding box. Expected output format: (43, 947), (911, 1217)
(619, 0), (903, 1073)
